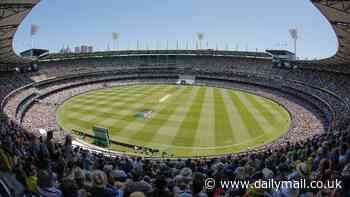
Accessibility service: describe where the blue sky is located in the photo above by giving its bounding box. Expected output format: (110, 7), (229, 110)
(14, 0), (337, 59)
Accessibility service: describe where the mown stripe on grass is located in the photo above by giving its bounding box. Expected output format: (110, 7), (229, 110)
(243, 94), (287, 130)
(130, 86), (193, 143)
(244, 94), (278, 126)
(220, 89), (251, 142)
(106, 85), (181, 137)
(258, 98), (289, 123)
(213, 88), (235, 146)
(57, 86), (167, 133)
(171, 86), (206, 146)
(62, 85), (165, 118)
(227, 91), (266, 138)
(147, 86), (199, 147)
(72, 85), (174, 120)
(194, 87), (215, 147)
(235, 92), (274, 133)
(113, 86), (185, 139)
(57, 85), (172, 133)
(82, 84), (147, 94)
(68, 85), (167, 108)
(72, 86), (150, 105)
(77, 85), (143, 98)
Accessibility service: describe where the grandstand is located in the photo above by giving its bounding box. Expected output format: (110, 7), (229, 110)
(0, 0), (350, 196)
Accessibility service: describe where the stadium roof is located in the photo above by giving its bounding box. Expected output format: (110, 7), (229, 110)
(0, 0), (349, 69)
(39, 50), (272, 62)
(307, 0), (350, 67)
(0, 0), (39, 70)
(266, 50), (295, 56)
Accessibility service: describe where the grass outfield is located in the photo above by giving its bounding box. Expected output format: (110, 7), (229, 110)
(56, 84), (291, 157)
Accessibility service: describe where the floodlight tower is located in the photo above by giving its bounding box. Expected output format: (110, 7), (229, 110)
(196, 32), (204, 49)
(289, 28), (298, 57)
(30, 24), (39, 49)
(112, 32), (119, 50)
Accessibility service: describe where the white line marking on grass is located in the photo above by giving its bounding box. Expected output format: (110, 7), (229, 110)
(159, 94), (171, 103)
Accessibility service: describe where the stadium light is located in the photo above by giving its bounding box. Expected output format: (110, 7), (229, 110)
(112, 32), (119, 50)
(289, 28), (298, 56)
(196, 32), (204, 49)
(30, 24), (39, 49)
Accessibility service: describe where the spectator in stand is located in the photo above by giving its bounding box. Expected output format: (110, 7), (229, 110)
(123, 169), (152, 197)
(37, 170), (62, 197)
(89, 170), (118, 197)
(2, 56), (350, 197)
(149, 175), (173, 197)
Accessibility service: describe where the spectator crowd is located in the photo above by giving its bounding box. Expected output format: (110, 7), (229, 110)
(0, 55), (350, 196)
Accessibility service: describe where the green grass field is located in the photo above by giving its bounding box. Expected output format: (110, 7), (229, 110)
(56, 84), (291, 157)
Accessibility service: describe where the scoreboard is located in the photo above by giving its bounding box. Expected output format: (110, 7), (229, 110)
(92, 126), (110, 147)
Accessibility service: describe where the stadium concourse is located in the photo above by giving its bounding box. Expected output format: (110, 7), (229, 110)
(1, 1), (350, 197)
